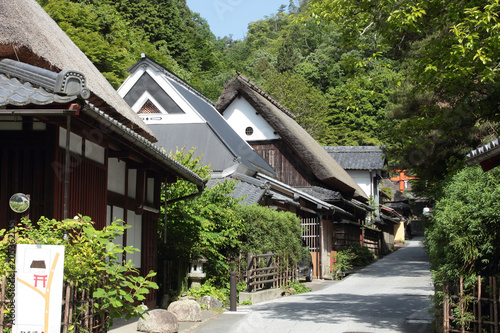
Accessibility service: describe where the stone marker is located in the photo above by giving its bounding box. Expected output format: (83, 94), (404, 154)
(167, 300), (202, 322)
(137, 309), (178, 333)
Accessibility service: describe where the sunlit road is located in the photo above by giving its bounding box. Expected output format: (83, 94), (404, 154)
(196, 237), (434, 333)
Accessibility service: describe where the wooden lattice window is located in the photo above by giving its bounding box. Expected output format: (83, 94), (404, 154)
(138, 100), (161, 114)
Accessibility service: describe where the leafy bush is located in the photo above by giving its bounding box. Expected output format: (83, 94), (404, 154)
(425, 166), (500, 286)
(0, 215), (158, 327)
(350, 243), (375, 266)
(236, 204), (306, 267)
(330, 249), (357, 280)
(281, 280), (312, 295)
(186, 279), (227, 303)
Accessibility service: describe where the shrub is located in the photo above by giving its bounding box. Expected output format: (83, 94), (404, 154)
(186, 279), (227, 303)
(160, 148), (245, 289)
(281, 280), (312, 295)
(0, 215), (158, 328)
(236, 204), (305, 268)
(350, 243), (375, 266)
(426, 165), (500, 285)
(330, 249), (357, 280)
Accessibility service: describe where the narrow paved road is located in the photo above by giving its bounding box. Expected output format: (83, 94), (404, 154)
(196, 237), (434, 333)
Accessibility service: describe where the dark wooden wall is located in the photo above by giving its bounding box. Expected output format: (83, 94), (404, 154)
(0, 129), (56, 229)
(141, 211), (158, 307)
(251, 141), (315, 188)
(54, 151), (107, 228)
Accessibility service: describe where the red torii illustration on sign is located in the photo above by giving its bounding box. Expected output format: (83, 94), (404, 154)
(390, 170), (418, 193)
(17, 252), (60, 333)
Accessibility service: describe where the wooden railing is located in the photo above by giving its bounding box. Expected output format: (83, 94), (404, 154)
(441, 276), (500, 333)
(246, 252), (278, 292)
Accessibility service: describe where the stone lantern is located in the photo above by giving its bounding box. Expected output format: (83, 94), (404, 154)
(187, 257), (207, 288)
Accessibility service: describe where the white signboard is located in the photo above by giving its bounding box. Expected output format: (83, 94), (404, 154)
(13, 244), (65, 333)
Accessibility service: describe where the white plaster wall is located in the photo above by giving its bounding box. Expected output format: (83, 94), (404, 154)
(84, 140), (105, 164)
(107, 158), (126, 195)
(107, 205), (124, 248)
(59, 128), (82, 155)
(347, 170), (372, 199)
(0, 117), (22, 130)
(128, 169), (137, 199)
(126, 210), (142, 268)
(223, 97), (280, 141)
(146, 177), (155, 205)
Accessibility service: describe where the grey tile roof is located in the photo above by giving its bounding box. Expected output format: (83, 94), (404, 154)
(0, 74), (78, 106)
(209, 173), (355, 217)
(466, 138), (500, 165)
(149, 123), (239, 173)
(297, 186), (343, 201)
(323, 146), (385, 170)
(206, 174), (269, 205)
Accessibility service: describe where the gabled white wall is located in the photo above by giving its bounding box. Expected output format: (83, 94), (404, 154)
(347, 169), (381, 208)
(118, 64), (205, 125)
(348, 170), (372, 199)
(222, 97), (280, 141)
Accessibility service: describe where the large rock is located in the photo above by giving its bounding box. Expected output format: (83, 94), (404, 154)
(167, 300), (202, 322)
(137, 309), (178, 333)
(199, 295), (223, 309)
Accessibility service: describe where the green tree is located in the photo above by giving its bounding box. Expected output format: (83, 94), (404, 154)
(425, 166), (500, 285)
(324, 61), (400, 146)
(305, 0), (500, 192)
(160, 148), (244, 288)
(262, 71), (329, 141)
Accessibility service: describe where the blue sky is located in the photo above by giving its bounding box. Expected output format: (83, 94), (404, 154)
(186, 0), (291, 40)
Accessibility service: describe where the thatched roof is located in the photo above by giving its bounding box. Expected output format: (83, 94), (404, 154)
(216, 74), (368, 201)
(0, 0), (156, 142)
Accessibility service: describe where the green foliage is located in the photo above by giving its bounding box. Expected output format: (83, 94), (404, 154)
(241, 300), (252, 306)
(0, 215), (158, 327)
(40, 0), (400, 147)
(262, 71), (329, 141)
(235, 204), (306, 268)
(350, 243), (375, 266)
(425, 166), (500, 285)
(186, 279), (227, 304)
(161, 148), (244, 288)
(39, 0), (226, 91)
(305, 0), (500, 192)
(281, 280), (312, 295)
(236, 281), (247, 292)
(330, 249), (357, 280)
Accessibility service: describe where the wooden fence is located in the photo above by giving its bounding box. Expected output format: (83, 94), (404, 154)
(242, 252), (299, 292)
(441, 276), (500, 333)
(245, 252), (278, 292)
(0, 277), (109, 333)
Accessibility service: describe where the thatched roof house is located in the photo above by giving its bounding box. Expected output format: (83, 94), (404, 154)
(217, 73), (368, 202)
(0, 0), (155, 142)
(0, 0), (204, 307)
